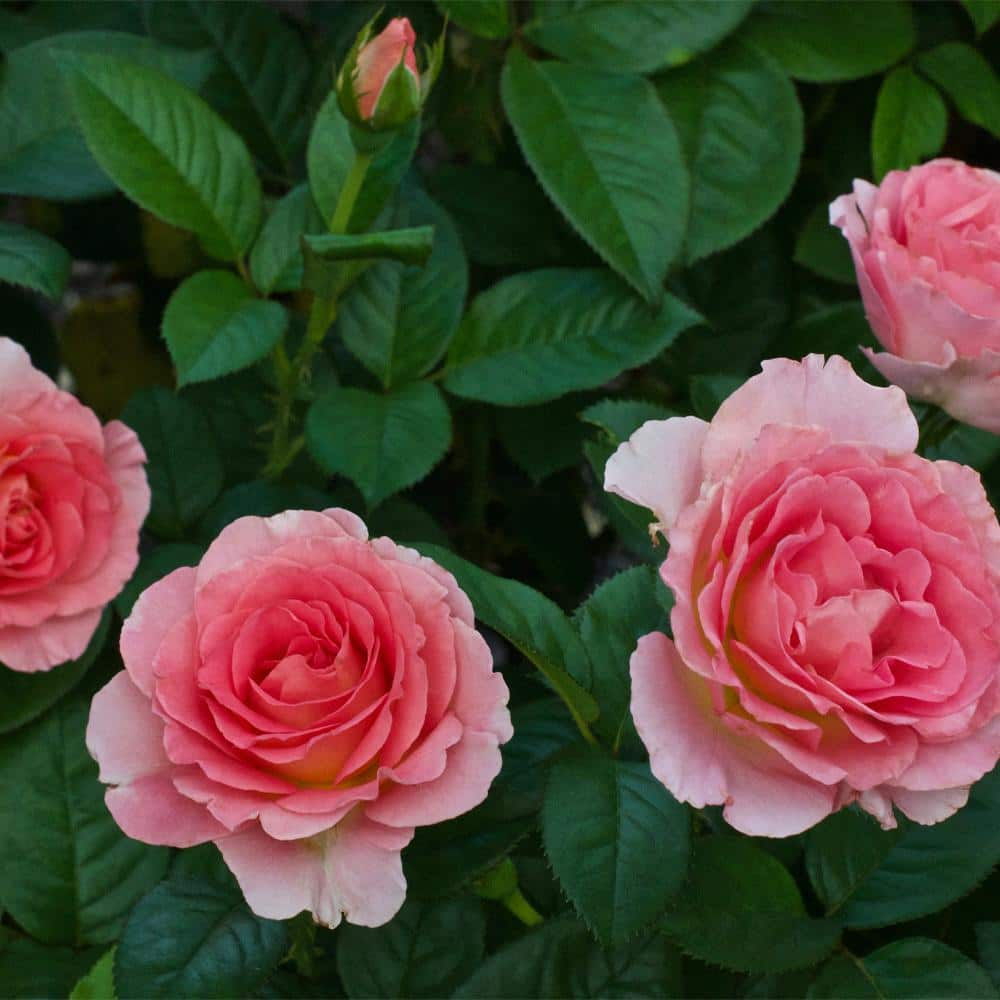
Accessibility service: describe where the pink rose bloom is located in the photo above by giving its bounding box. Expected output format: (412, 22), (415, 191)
(0, 337), (148, 673)
(86, 509), (512, 927)
(831, 158), (1000, 433)
(356, 17), (419, 120)
(606, 355), (1000, 837)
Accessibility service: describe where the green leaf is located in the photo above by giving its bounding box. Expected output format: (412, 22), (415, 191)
(666, 227), (790, 376)
(805, 808), (900, 917)
(71, 948), (116, 1000)
(454, 917), (683, 998)
(57, 52), (261, 261)
(0, 30), (214, 201)
(0, 688), (170, 946)
(961, 0), (1000, 34)
(444, 269), (699, 406)
(501, 48), (688, 301)
(306, 382), (452, 508)
(339, 185), (468, 388)
(403, 812), (535, 900)
(144, 0), (312, 176)
(249, 184), (325, 296)
(412, 543), (598, 722)
(525, 0), (752, 73)
(436, 0), (511, 38)
(425, 164), (573, 270)
(657, 40), (803, 263)
(808, 940), (998, 999)
(918, 42), (1000, 140)
(307, 91), (420, 233)
(662, 836), (841, 973)
(0, 222), (70, 299)
(742, 1), (916, 82)
(977, 923), (1000, 988)
(163, 271), (286, 386)
(0, 929), (102, 1000)
(337, 897), (486, 998)
(162, 270), (286, 387)
(115, 543), (205, 620)
(0, 609), (109, 736)
(872, 67), (947, 181)
(543, 745), (690, 946)
(574, 566), (667, 747)
(581, 398), (676, 442)
(804, 768), (1000, 929)
(122, 387), (224, 538)
(115, 868), (288, 999)
(794, 204), (856, 284)
(496, 397), (588, 484)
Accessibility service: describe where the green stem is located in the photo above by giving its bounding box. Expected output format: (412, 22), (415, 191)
(329, 151), (373, 233)
(503, 888), (543, 927)
(262, 151), (372, 479)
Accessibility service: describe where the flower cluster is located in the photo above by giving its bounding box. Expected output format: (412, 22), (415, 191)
(5, 149), (1000, 933)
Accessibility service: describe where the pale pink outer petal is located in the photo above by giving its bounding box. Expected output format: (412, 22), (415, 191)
(86, 669), (228, 847)
(104, 772), (230, 848)
(631, 632), (835, 837)
(0, 606), (102, 673)
(701, 356), (919, 481)
(86, 671), (169, 785)
(370, 537), (475, 626)
(830, 184), (897, 352)
(893, 714), (1000, 791)
(103, 419), (151, 529)
(195, 509), (368, 589)
(885, 785), (970, 825)
(0, 337), (58, 403)
(120, 566), (197, 695)
(604, 416), (709, 537)
(365, 729), (503, 828)
(450, 618), (514, 740)
(936, 459), (1000, 578)
(217, 813), (413, 927)
(864, 347), (1000, 435)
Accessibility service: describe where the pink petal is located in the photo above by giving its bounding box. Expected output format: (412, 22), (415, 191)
(630, 632), (835, 837)
(702, 355), (918, 481)
(0, 606), (102, 673)
(196, 509), (367, 589)
(366, 728), (502, 828)
(86, 671), (168, 785)
(120, 566), (196, 695)
(217, 813), (413, 927)
(104, 771), (229, 847)
(604, 416), (709, 537)
(102, 419), (150, 530)
(864, 346), (1000, 435)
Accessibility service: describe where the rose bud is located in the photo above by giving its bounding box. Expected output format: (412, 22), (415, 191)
(0, 337), (148, 673)
(606, 355), (1000, 837)
(337, 16), (442, 133)
(86, 509), (512, 927)
(831, 158), (1000, 433)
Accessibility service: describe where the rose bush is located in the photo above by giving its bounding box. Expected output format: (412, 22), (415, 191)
(607, 355), (1000, 836)
(5, 2), (1000, 996)
(0, 337), (147, 673)
(832, 158), (1000, 433)
(87, 508), (512, 927)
